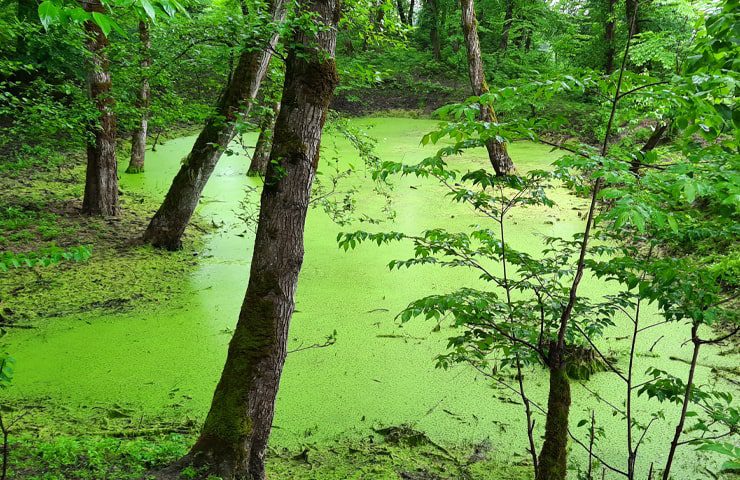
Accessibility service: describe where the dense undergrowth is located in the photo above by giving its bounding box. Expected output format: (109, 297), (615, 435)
(7, 429), (530, 480)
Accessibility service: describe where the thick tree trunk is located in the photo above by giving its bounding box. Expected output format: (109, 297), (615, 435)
(460, 0), (514, 176)
(169, 1), (339, 479)
(536, 364), (571, 480)
(247, 102), (281, 177)
(396, 0), (407, 23)
(428, 0), (441, 60)
(127, 20), (151, 174)
(604, 0), (616, 74)
(499, 0), (513, 51)
(81, 0), (119, 216)
(142, 0), (285, 249)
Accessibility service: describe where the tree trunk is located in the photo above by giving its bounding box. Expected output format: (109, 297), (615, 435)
(81, 0), (119, 216)
(396, 0), (407, 24)
(604, 0), (616, 74)
(428, 0), (441, 60)
(142, 0), (285, 249)
(168, 1), (339, 478)
(460, 0), (515, 176)
(499, 0), (513, 51)
(630, 121), (669, 174)
(662, 326), (700, 480)
(247, 102), (281, 177)
(626, 0), (639, 38)
(375, 0), (386, 31)
(126, 20), (151, 174)
(407, 0), (415, 25)
(536, 364), (571, 480)
(16, 0), (37, 58)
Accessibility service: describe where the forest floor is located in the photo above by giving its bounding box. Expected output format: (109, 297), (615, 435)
(7, 429), (532, 479)
(0, 147), (207, 324)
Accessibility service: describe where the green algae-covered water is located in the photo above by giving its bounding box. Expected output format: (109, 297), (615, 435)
(7, 118), (732, 478)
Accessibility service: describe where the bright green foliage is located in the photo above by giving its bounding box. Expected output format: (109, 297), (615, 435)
(0, 245), (91, 272)
(340, 1), (739, 475)
(0, 354), (14, 390)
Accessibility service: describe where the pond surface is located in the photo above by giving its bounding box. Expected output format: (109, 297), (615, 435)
(6, 118), (731, 478)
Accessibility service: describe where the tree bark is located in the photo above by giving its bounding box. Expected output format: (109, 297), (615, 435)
(604, 0), (616, 74)
(81, 0), (119, 216)
(407, 0), (415, 25)
(626, 0), (639, 39)
(662, 325), (700, 480)
(630, 121), (669, 174)
(396, 0), (407, 24)
(126, 20), (151, 174)
(536, 364), (571, 480)
(247, 102), (281, 177)
(428, 0), (441, 60)
(169, 0), (339, 478)
(499, 0), (513, 51)
(142, 0), (285, 249)
(460, 0), (515, 176)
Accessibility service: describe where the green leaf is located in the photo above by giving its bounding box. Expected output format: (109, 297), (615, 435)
(38, 1), (61, 30)
(91, 11), (112, 36)
(140, 0), (156, 20)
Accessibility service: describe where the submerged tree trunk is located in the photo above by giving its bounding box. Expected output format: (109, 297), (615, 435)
(460, 0), (515, 175)
(81, 0), (119, 216)
(167, 0), (339, 478)
(604, 0), (616, 74)
(127, 20), (151, 174)
(428, 0), (441, 60)
(248, 102), (280, 177)
(499, 0), (513, 51)
(536, 364), (571, 480)
(142, 0), (285, 249)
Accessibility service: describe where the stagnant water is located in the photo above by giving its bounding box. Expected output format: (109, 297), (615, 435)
(6, 118), (733, 478)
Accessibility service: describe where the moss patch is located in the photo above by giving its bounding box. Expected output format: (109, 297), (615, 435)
(4, 428), (531, 480)
(0, 151), (205, 322)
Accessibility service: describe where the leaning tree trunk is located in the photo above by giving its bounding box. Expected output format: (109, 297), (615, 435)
(536, 363), (571, 480)
(167, 0), (339, 478)
(499, 0), (513, 51)
(460, 0), (514, 176)
(247, 102), (280, 177)
(127, 20), (151, 174)
(81, 0), (119, 216)
(142, 0), (285, 249)
(630, 121), (669, 174)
